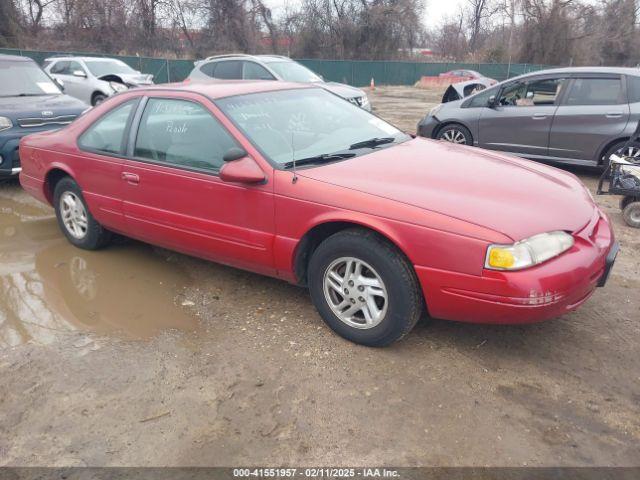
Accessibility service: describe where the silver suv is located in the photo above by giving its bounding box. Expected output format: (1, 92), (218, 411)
(188, 54), (371, 111)
(44, 56), (154, 106)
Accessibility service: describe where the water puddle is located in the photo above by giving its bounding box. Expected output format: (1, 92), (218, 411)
(0, 190), (201, 348)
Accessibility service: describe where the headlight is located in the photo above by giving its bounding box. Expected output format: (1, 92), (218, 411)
(109, 81), (128, 93)
(485, 231), (574, 271)
(429, 104), (443, 118)
(0, 117), (13, 132)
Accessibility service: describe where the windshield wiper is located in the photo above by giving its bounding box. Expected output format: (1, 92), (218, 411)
(349, 137), (396, 150)
(283, 152), (356, 169)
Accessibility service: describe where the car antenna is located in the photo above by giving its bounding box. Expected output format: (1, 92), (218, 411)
(291, 131), (298, 184)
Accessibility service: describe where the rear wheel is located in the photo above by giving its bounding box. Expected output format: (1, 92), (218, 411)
(602, 140), (640, 168)
(308, 228), (423, 347)
(437, 124), (472, 145)
(53, 177), (111, 250)
(623, 201), (640, 228)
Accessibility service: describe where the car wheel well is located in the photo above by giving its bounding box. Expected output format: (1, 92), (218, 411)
(44, 168), (71, 203)
(434, 121), (473, 143)
(598, 137), (632, 165)
(294, 222), (409, 286)
(91, 91), (107, 104)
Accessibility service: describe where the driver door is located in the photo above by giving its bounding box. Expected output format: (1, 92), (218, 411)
(120, 93), (277, 276)
(478, 77), (566, 157)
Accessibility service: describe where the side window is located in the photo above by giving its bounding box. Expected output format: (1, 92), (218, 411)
(68, 61), (85, 76)
(200, 62), (216, 78)
(79, 100), (136, 154)
(565, 78), (624, 106)
(627, 75), (640, 103)
(50, 61), (70, 74)
(465, 87), (496, 108)
(134, 98), (238, 172)
(214, 60), (242, 79)
(243, 62), (275, 80)
(498, 78), (565, 107)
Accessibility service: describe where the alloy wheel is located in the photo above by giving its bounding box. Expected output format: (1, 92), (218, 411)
(440, 129), (467, 144)
(323, 257), (388, 329)
(60, 191), (88, 239)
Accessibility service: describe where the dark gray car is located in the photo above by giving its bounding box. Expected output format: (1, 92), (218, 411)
(418, 67), (640, 168)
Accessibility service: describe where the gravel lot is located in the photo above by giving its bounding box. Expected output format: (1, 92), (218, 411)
(0, 86), (638, 467)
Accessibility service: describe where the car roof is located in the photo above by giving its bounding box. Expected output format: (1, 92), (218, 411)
(198, 54), (292, 64)
(128, 79), (314, 99)
(513, 66), (640, 80)
(44, 56), (125, 62)
(0, 54), (35, 63)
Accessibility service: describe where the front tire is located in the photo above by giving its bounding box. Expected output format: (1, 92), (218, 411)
(308, 229), (423, 347)
(92, 93), (107, 106)
(437, 124), (472, 145)
(53, 177), (111, 250)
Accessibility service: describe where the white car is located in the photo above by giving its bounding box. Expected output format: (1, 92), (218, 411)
(44, 56), (154, 106)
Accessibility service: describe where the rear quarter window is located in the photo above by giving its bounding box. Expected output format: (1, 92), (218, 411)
(627, 75), (640, 103)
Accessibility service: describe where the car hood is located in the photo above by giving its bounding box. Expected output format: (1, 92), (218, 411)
(98, 73), (154, 85)
(296, 138), (595, 241)
(319, 82), (365, 99)
(0, 94), (87, 120)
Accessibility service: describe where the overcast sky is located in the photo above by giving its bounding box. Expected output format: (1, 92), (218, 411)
(262, 0), (467, 29)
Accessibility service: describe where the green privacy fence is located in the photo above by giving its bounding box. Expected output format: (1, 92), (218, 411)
(0, 47), (551, 86)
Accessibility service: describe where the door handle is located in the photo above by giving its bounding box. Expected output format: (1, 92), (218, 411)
(606, 112), (623, 118)
(532, 114), (547, 120)
(121, 172), (140, 185)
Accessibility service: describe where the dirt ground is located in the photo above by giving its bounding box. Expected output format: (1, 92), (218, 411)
(1, 86), (639, 467)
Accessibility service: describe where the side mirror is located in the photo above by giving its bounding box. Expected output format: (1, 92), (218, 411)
(73, 70), (87, 78)
(487, 95), (497, 108)
(526, 91), (534, 99)
(219, 152), (266, 184)
(223, 147), (248, 162)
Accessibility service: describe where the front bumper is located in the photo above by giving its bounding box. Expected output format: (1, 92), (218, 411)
(415, 209), (616, 324)
(0, 135), (22, 177)
(416, 115), (440, 138)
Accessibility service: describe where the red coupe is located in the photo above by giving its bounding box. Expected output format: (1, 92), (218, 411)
(19, 81), (618, 346)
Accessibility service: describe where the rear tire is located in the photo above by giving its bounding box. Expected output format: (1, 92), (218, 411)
(307, 228), (423, 347)
(436, 124), (472, 145)
(622, 201), (640, 228)
(53, 177), (111, 250)
(602, 140), (640, 168)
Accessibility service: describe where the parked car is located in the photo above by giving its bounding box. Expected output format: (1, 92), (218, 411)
(0, 54), (87, 179)
(44, 56), (154, 106)
(19, 81), (617, 346)
(418, 67), (640, 168)
(439, 69), (497, 84)
(188, 54), (371, 111)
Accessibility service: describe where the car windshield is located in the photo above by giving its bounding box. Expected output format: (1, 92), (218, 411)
(0, 60), (61, 97)
(263, 61), (322, 83)
(84, 59), (137, 77)
(217, 88), (409, 167)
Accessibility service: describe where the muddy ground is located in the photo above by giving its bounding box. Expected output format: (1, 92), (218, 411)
(0, 86), (639, 467)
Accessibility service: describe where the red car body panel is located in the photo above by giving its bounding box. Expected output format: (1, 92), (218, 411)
(19, 82), (616, 325)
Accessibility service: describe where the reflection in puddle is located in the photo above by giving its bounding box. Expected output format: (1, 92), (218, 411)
(0, 197), (200, 348)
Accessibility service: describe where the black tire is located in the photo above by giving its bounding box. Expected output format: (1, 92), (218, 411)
(307, 228), (423, 347)
(622, 201), (640, 228)
(620, 195), (638, 210)
(92, 93), (107, 106)
(53, 176), (111, 250)
(436, 123), (472, 145)
(602, 140), (640, 169)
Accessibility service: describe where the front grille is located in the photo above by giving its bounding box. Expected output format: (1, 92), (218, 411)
(348, 96), (363, 107)
(12, 148), (20, 168)
(17, 115), (77, 128)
